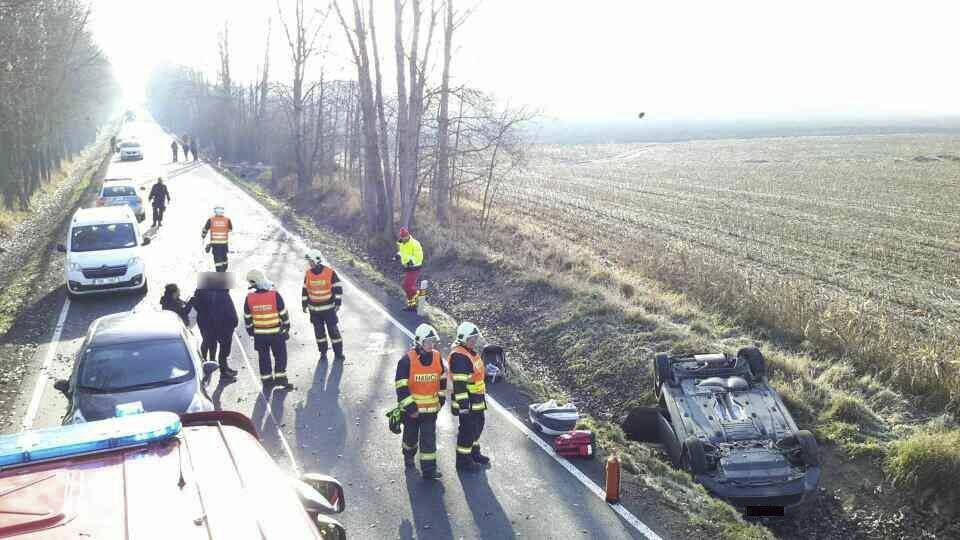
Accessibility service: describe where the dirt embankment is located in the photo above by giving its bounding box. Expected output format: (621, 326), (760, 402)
(0, 136), (114, 432)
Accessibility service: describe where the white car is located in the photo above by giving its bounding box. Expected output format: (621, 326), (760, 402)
(118, 140), (143, 161)
(58, 206), (150, 298)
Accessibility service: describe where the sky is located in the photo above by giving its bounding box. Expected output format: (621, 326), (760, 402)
(89, 0), (960, 122)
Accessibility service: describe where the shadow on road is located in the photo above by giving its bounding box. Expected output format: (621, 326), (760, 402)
(458, 469), (516, 540)
(401, 469), (454, 540)
(252, 385), (290, 459)
(294, 357), (347, 471)
(166, 162), (204, 180)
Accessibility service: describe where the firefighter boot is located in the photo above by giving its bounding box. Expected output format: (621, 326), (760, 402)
(456, 454), (480, 472)
(422, 468), (443, 480)
(274, 372), (293, 390)
(219, 359), (238, 379)
(333, 342), (346, 362)
(471, 446), (491, 465)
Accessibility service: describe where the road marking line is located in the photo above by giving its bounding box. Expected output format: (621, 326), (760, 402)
(22, 298), (72, 431)
(232, 332), (301, 475)
(221, 174), (661, 539)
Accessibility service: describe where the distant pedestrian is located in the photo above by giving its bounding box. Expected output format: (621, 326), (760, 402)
(393, 228), (424, 311)
(148, 177), (170, 227)
(189, 273), (239, 379)
(171, 139), (179, 162)
(160, 284), (191, 326)
(110, 136), (117, 154)
(181, 136), (190, 160)
(190, 137), (198, 162)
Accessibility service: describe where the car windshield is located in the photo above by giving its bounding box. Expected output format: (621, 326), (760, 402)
(119, 142), (140, 149)
(70, 223), (137, 252)
(102, 186), (136, 197)
(79, 339), (194, 392)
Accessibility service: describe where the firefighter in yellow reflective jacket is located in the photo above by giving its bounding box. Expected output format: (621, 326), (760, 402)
(201, 206), (233, 272)
(449, 321), (489, 471)
(392, 228), (424, 311)
(244, 269), (292, 388)
(395, 324), (447, 479)
(301, 249), (344, 362)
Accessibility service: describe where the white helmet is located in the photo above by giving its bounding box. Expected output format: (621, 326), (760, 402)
(456, 321), (481, 344)
(305, 249), (324, 266)
(213, 206), (225, 216)
(414, 324), (440, 346)
(245, 268), (268, 288)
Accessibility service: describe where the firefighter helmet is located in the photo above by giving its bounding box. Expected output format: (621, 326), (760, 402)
(414, 324), (439, 345)
(246, 268), (267, 286)
(455, 321), (481, 344)
(305, 249), (324, 266)
(213, 206), (225, 216)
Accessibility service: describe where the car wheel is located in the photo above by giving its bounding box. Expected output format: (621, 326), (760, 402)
(794, 430), (819, 467)
(738, 346), (766, 381)
(654, 352), (673, 397)
(683, 437), (709, 475)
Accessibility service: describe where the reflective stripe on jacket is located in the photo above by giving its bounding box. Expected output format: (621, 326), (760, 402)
(303, 267), (334, 308)
(449, 345), (486, 412)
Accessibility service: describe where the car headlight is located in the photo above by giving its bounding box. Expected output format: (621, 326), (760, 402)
(68, 408), (86, 424)
(68, 261), (82, 271)
(126, 256), (140, 267)
(186, 393), (213, 413)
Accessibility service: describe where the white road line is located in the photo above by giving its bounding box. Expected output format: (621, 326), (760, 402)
(233, 332), (301, 475)
(22, 298), (72, 431)
(223, 176), (661, 539)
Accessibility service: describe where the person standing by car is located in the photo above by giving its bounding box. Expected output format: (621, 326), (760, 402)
(449, 321), (490, 471)
(170, 139), (179, 162)
(201, 206), (232, 272)
(395, 324), (446, 479)
(301, 249), (345, 362)
(160, 284), (191, 326)
(190, 273), (239, 379)
(190, 136), (199, 162)
(148, 177), (170, 228)
(244, 269), (291, 388)
(393, 227), (424, 311)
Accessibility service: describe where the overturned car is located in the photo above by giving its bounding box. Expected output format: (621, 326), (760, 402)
(625, 347), (820, 517)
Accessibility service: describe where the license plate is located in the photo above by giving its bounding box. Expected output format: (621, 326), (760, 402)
(93, 277), (120, 285)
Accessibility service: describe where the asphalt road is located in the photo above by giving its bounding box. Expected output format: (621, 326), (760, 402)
(9, 119), (663, 539)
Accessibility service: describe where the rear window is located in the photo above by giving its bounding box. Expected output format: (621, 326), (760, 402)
(70, 223), (137, 252)
(79, 339), (193, 392)
(101, 186), (136, 197)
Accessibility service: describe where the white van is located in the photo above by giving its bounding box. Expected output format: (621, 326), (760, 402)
(57, 206), (150, 297)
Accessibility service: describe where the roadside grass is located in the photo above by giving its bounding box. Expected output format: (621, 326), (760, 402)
(886, 427), (960, 517)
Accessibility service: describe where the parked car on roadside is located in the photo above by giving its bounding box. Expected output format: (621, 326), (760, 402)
(97, 177), (146, 222)
(0, 411), (347, 538)
(118, 139), (143, 160)
(57, 206), (149, 297)
(53, 310), (213, 424)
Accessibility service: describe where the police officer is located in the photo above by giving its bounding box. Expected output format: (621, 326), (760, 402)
(301, 249), (345, 361)
(395, 324), (446, 479)
(244, 269), (292, 388)
(201, 206), (232, 272)
(449, 321), (489, 471)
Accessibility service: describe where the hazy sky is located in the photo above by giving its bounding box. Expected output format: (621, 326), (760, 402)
(90, 0), (960, 121)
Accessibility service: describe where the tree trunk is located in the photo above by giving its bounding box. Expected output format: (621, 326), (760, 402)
(434, 0), (454, 223)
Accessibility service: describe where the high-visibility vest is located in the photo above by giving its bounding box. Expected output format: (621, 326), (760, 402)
(209, 216), (230, 244)
(396, 237), (424, 267)
(247, 290), (281, 334)
(449, 345), (486, 411)
(407, 350), (443, 413)
(304, 267), (334, 308)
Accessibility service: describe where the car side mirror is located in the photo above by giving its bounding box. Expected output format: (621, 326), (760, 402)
(53, 379), (71, 396)
(313, 515), (346, 539)
(295, 473), (345, 514)
(141, 236), (151, 246)
(56, 244), (66, 253)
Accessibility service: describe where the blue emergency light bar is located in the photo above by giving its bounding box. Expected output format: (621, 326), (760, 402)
(0, 412), (181, 468)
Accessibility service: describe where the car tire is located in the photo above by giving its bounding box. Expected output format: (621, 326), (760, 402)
(683, 437), (709, 475)
(654, 353), (674, 397)
(794, 430), (819, 467)
(738, 346), (766, 381)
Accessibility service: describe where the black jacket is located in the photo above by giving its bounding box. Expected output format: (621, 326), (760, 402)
(149, 183), (170, 207)
(160, 295), (191, 326)
(189, 288), (239, 335)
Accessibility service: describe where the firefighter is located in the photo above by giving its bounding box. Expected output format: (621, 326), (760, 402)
(244, 269), (292, 388)
(449, 321), (489, 471)
(301, 249), (345, 362)
(393, 228), (424, 311)
(148, 177), (170, 227)
(201, 206), (232, 272)
(395, 324), (447, 479)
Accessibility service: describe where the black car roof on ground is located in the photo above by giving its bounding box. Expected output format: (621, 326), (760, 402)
(89, 311), (185, 346)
